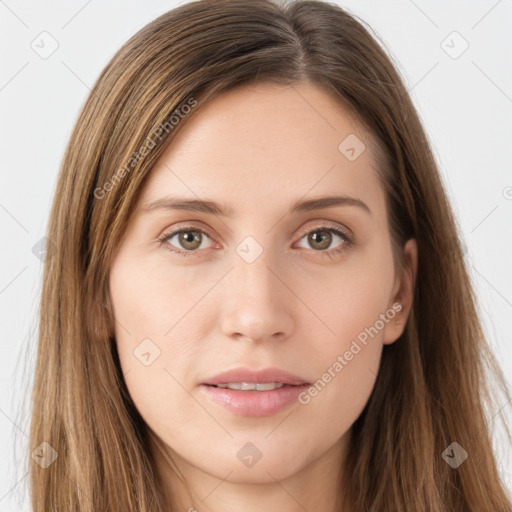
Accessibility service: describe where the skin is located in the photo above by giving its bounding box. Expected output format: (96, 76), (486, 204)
(108, 80), (417, 511)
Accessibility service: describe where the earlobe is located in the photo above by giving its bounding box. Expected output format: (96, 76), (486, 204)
(382, 302), (404, 345)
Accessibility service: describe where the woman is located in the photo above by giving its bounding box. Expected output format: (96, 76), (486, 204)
(29, 0), (512, 510)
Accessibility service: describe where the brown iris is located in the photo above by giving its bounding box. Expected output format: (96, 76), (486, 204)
(178, 230), (203, 250)
(308, 229), (332, 250)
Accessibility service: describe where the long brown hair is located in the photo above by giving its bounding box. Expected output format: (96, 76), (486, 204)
(27, 0), (511, 510)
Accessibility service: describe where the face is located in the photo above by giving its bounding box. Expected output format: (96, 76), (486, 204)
(108, 81), (417, 489)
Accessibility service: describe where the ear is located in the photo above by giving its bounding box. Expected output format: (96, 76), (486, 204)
(383, 238), (418, 345)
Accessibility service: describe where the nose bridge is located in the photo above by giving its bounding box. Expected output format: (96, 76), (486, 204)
(231, 230), (279, 296)
(219, 236), (293, 342)
(235, 248), (275, 301)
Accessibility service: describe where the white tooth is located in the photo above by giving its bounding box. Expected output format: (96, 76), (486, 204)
(215, 382), (285, 391)
(255, 382), (284, 391)
(227, 382), (243, 390)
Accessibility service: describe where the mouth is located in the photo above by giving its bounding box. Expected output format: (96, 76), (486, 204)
(200, 368), (311, 417)
(207, 382), (294, 391)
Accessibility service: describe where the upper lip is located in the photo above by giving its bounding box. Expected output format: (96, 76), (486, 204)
(202, 367), (310, 386)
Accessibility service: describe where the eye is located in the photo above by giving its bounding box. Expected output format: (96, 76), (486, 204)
(158, 227), (214, 257)
(295, 225), (352, 257)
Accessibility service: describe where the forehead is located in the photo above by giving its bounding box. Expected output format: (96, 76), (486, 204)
(140, 81), (386, 219)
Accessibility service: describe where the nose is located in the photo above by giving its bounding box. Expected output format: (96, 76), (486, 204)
(219, 250), (295, 344)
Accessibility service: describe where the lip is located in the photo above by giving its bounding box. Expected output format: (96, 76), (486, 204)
(200, 367), (310, 417)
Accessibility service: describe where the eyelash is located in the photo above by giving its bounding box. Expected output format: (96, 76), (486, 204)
(157, 223), (353, 260)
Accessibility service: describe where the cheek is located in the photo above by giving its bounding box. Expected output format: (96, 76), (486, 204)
(299, 321), (383, 439)
(110, 250), (222, 342)
(121, 366), (200, 439)
(297, 242), (395, 349)
(295, 245), (394, 430)
(109, 261), (171, 339)
(109, 258), (209, 437)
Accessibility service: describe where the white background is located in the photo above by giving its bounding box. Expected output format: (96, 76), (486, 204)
(0, 0), (511, 509)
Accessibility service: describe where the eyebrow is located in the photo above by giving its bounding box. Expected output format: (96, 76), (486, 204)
(141, 194), (372, 217)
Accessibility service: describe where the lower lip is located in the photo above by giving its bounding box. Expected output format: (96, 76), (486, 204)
(200, 384), (309, 417)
